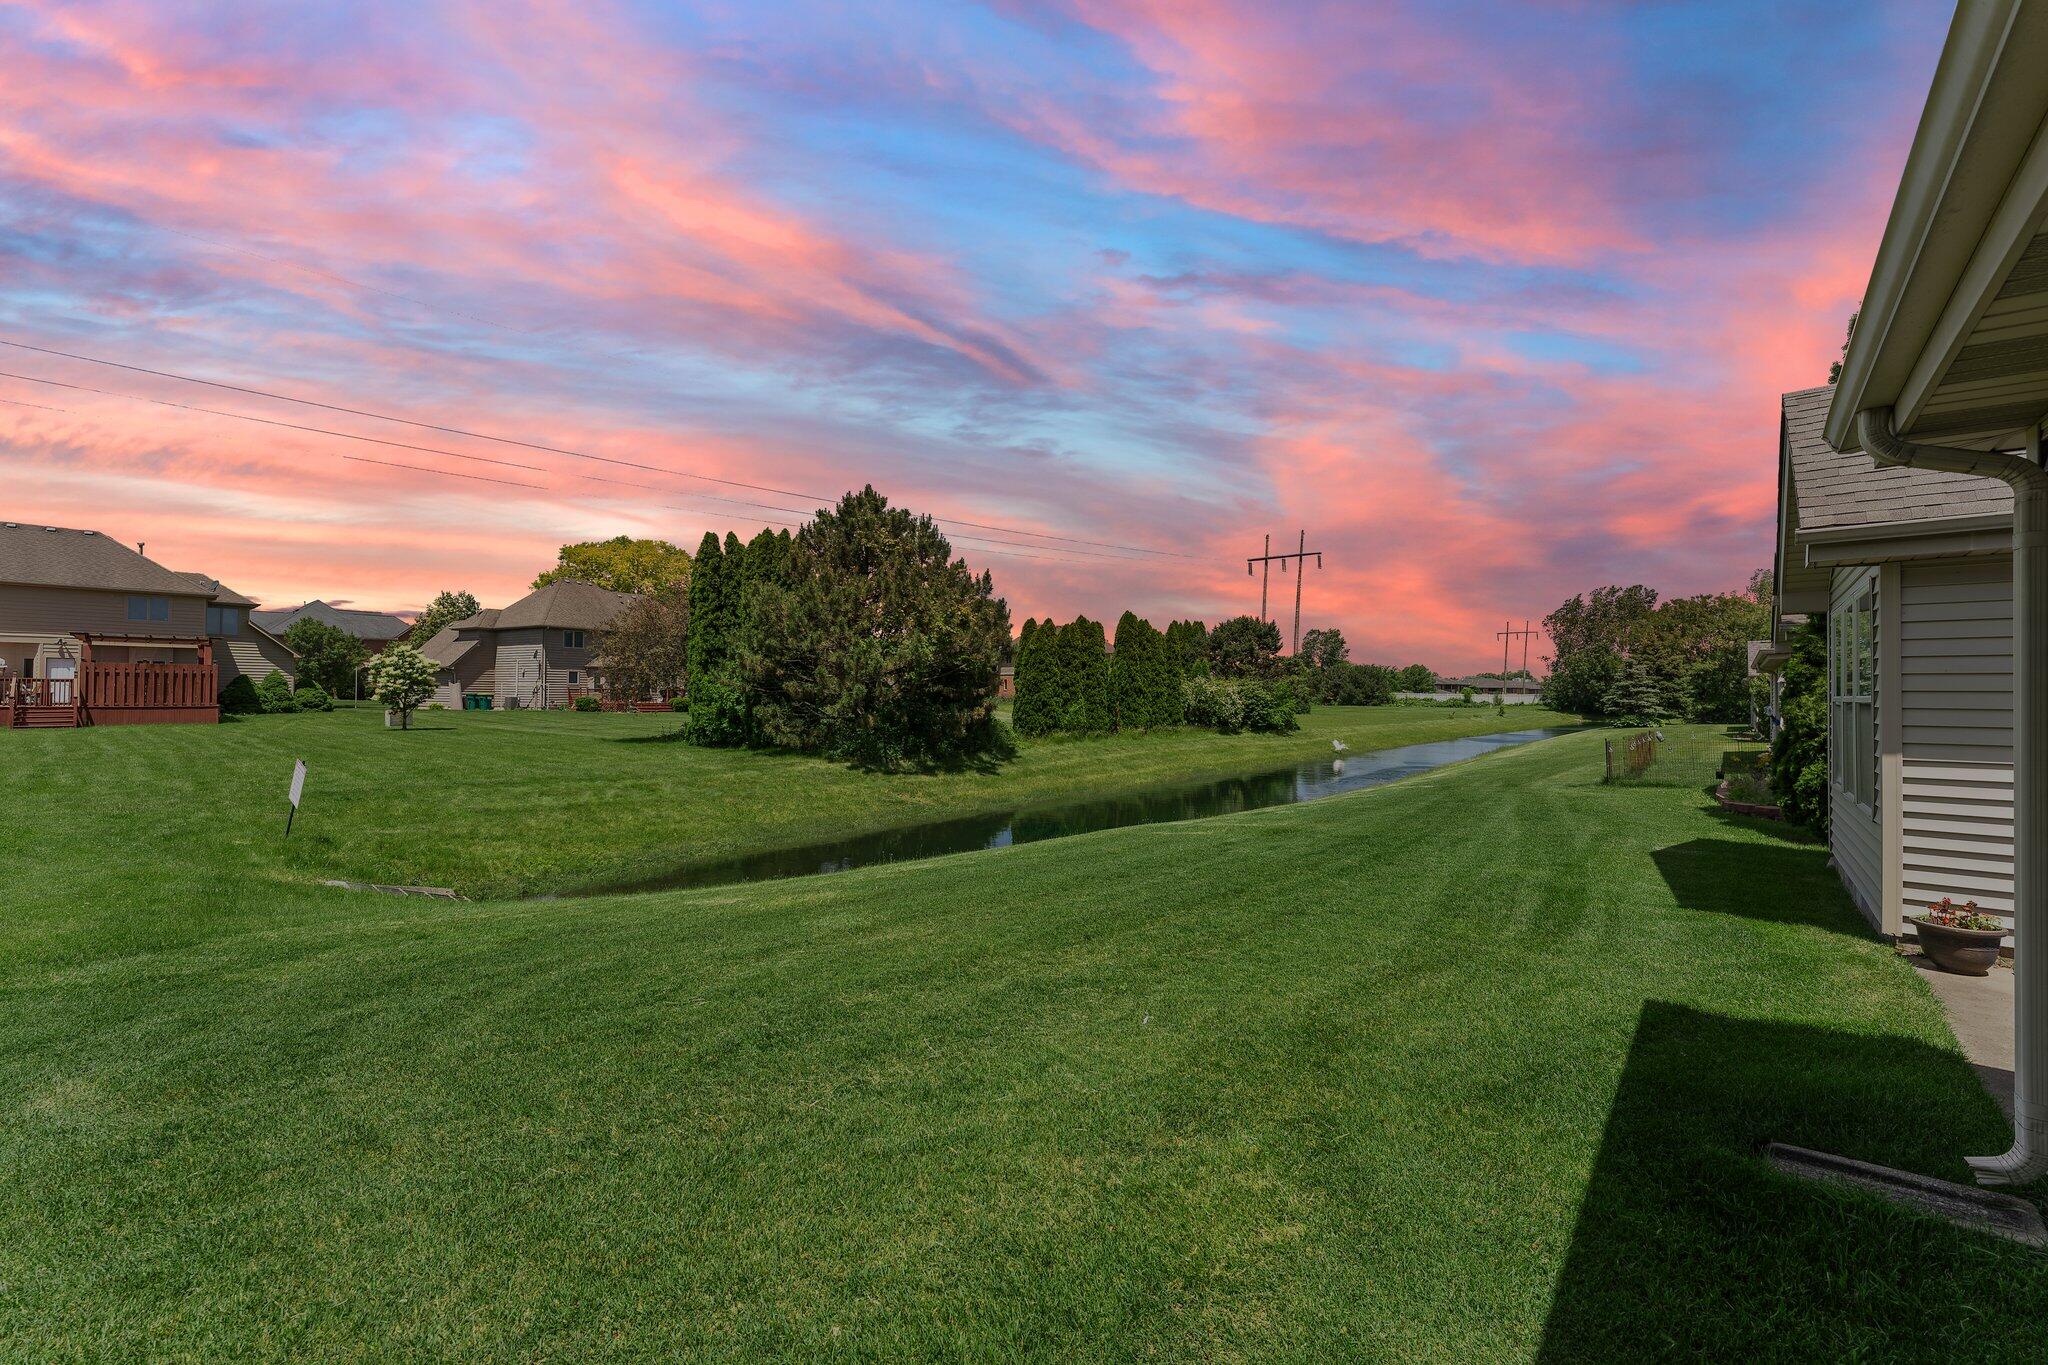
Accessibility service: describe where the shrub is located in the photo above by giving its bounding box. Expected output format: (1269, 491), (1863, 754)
(219, 675), (262, 716)
(255, 670), (300, 714)
(293, 680), (335, 712)
(1770, 617), (1828, 835)
(1182, 676), (1299, 735)
(670, 695), (688, 713)
(364, 642), (439, 730)
(683, 677), (751, 747)
(573, 695), (601, 712)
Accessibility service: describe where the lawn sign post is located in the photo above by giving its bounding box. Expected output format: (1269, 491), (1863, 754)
(285, 758), (307, 837)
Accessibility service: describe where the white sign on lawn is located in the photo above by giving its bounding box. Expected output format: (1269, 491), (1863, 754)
(286, 759), (307, 837)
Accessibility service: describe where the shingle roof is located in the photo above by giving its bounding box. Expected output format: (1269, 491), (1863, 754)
(457, 580), (639, 632)
(0, 523), (209, 595)
(170, 571), (256, 606)
(250, 599), (412, 640)
(417, 624), (482, 669)
(1784, 384), (2010, 533)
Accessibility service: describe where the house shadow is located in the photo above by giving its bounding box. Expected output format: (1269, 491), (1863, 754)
(1651, 838), (1869, 938)
(1536, 1002), (2042, 1362)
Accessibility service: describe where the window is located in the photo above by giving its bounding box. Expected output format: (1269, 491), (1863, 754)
(206, 606), (240, 636)
(126, 595), (169, 622)
(567, 670), (579, 686)
(562, 630), (586, 649)
(1829, 586), (1877, 811)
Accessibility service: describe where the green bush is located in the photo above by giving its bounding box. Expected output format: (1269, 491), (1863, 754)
(683, 678), (750, 747)
(1181, 676), (1299, 735)
(255, 670), (300, 714)
(573, 695), (601, 713)
(1770, 617), (1828, 835)
(670, 696), (688, 713)
(293, 681), (335, 712)
(219, 675), (262, 716)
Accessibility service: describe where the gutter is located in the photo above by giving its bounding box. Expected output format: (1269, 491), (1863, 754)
(1858, 406), (2048, 1187)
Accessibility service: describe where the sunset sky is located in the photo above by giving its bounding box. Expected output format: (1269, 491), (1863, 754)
(0, 1), (1942, 670)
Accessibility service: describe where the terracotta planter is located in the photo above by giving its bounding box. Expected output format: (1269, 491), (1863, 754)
(1911, 916), (2005, 977)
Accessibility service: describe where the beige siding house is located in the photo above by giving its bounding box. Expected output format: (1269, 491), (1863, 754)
(0, 522), (293, 696)
(423, 580), (638, 709)
(1776, 385), (2016, 937)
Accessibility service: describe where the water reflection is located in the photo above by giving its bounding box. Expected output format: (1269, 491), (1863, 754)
(603, 727), (1573, 894)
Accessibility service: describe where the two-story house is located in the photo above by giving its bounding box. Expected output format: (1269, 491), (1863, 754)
(419, 579), (639, 709)
(0, 522), (294, 725)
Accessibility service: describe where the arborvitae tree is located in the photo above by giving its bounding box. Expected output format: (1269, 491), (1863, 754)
(1165, 619), (1210, 678)
(1148, 619), (1185, 726)
(685, 531), (728, 683)
(1059, 617), (1111, 733)
(1012, 618), (1056, 736)
(1111, 611), (1145, 730)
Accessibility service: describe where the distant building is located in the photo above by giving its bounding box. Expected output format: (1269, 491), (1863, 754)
(1404, 674), (1545, 703)
(418, 579), (640, 709)
(251, 600), (412, 652)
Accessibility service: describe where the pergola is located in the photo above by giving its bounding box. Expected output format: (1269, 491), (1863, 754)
(1826, 2), (2048, 1185)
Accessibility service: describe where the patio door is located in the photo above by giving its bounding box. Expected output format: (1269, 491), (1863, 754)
(45, 657), (75, 704)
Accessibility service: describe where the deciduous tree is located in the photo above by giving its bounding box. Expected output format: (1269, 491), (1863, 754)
(533, 536), (691, 595)
(406, 590), (481, 646)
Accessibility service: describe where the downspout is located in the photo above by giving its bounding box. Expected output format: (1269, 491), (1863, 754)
(1857, 406), (2048, 1186)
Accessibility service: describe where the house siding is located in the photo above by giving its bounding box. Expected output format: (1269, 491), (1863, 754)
(1828, 566), (1884, 924)
(1898, 556), (2016, 922)
(216, 631), (296, 688)
(0, 582), (209, 640)
(491, 628), (598, 707)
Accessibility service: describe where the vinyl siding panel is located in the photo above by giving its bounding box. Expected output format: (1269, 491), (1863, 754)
(0, 582), (208, 639)
(1899, 556), (2015, 923)
(215, 631), (295, 688)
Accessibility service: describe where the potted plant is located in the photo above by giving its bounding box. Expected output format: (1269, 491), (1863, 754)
(1910, 897), (2007, 976)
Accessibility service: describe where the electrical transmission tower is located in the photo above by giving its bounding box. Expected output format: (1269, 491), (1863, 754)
(1495, 620), (1537, 705)
(1248, 530), (1324, 654)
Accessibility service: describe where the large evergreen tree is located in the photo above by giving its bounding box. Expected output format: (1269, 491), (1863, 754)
(1058, 617), (1111, 733)
(1209, 615), (1283, 678)
(1013, 619), (1055, 735)
(685, 531), (729, 682)
(742, 486), (1010, 769)
(1165, 619), (1210, 678)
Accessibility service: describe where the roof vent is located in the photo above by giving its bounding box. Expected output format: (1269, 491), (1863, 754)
(2, 522), (15, 528)
(44, 526), (58, 532)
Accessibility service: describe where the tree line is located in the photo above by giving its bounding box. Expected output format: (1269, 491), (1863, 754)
(1538, 571), (1771, 724)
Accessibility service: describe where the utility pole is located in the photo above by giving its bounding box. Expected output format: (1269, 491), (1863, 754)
(1496, 620), (1537, 706)
(1249, 533), (1271, 624)
(1247, 531), (1323, 653)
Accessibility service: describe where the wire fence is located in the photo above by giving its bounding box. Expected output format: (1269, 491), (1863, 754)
(1603, 730), (1661, 783)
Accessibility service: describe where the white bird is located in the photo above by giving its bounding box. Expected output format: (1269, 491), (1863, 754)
(1332, 739), (1349, 752)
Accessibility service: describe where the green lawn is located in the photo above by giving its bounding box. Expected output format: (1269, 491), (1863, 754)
(4, 720), (2044, 1360)
(0, 699), (1571, 914)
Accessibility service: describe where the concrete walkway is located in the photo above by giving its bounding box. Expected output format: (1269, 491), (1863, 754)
(1910, 953), (2015, 1119)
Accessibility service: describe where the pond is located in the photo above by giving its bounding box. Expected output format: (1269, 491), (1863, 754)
(590, 726), (1576, 896)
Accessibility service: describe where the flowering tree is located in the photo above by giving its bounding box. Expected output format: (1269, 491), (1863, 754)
(365, 642), (438, 729)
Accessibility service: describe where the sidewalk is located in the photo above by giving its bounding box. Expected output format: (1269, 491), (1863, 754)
(1911, 953), (2015, 1119)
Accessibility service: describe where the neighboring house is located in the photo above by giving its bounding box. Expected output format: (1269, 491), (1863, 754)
(251, 600), (412, 653)
(1774, 383), (2016, 940)
(421, 579), (639, 710)
(1410, 675), (1544, 703)
(0, 522), (293, 726)
(1803, 0), (2048, 1187)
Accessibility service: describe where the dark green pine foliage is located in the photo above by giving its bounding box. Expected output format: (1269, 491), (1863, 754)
(1601, 660), (1671, 728)
(1147, 618), (1186, 726)
(741, 486), (1010, 769)
(1058, 617), (1111, 734)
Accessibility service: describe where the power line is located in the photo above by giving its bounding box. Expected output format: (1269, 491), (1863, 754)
(346, 455), (1112, 565)
(0, 337), (1209, 561)
(0, 366), (1163, 564)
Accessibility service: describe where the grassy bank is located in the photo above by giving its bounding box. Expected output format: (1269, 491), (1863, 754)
(2, 724), (2040, 1360)
(0, 700), (1571, 914)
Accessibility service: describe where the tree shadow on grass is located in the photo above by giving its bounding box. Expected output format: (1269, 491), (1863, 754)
(1537, 1002), (2045, 1362)
(1651, 838), (1868, 939)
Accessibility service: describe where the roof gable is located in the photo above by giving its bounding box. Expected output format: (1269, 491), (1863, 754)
(1783, 384), (2009, 537)
(467, 580), (641, 631)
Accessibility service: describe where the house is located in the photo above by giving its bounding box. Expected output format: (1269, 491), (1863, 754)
(1412, 675), (1545, 703)
(251, 600), (412, 652)
(1804, 0), (2048, 1187)
(419, 579), (639, 710)
(1773, 384), (2015, 940)
(0, 522), (294, 726)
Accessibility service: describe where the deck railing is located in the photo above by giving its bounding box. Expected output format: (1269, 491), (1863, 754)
(79, 662), (218, 712)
